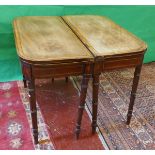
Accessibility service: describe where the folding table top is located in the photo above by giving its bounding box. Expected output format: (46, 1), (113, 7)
(63, 15), (147, 57)
(13, 16), (93, 62)
(13, 15), (147, 63)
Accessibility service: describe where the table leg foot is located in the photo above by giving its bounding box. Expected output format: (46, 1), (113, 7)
(27, 79), (38, 144)
(92, 123), (97, 134)
(75, 74), (89, 139)
(33, 129), (39, 144)
(92, 74), (100, 134)
(75, 124), (80, 139)
(126, 64), (142, 125)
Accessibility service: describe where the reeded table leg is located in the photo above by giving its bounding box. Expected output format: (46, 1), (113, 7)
(27, 79), (38, 144)
(126, 64), (143, 125)
(92, 74), (100, 134)
(75, 74), (90, 139)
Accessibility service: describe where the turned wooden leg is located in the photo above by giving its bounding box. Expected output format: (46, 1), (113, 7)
(92, 74), (100, 134)
(126, 64), (143, 125)
(27, 79), (38, 144)
(75, 74), (90, 139)
(23, 75), (27, 88)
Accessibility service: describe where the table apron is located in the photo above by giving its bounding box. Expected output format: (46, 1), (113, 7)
(31, 63), (89, 78)
(103, 53), (144, 71)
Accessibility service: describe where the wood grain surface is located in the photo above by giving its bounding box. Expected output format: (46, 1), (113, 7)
(63, 15), (147, 57)
(13, 16), (93, 62)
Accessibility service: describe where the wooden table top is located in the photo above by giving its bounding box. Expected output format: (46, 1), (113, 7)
(13, 16), (93, 62)
(63, 15), (147, 57)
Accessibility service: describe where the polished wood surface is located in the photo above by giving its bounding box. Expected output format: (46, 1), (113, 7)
(13, 15), (147, 143)
(13, 16), (93, 62)
(13, 16), (93, 144)
(63, 15), (147, 129)
(63, 15), (147, 57)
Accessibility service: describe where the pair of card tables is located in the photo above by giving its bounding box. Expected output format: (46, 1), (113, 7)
(13, 16), (147, 144)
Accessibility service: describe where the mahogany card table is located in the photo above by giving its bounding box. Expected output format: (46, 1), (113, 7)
(13, 16), (93, 144)
(13, 15), (147, 144)
(63, 15), (147, 133)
